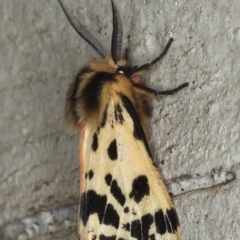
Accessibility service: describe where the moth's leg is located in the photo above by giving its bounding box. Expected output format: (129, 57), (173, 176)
(156, 82), (189, 95)
(134, 82), (189, 96)
(151, 38), (174, 65)
(131, 38), (174, 74)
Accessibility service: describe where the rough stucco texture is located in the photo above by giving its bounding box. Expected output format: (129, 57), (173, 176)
(0, 0), (240, 239)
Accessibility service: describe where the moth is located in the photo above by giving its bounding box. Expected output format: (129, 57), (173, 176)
(58, 0), (188, 239)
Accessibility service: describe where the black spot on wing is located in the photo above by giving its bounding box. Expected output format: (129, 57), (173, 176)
(155, 209), (180, 235)
(129, 175), (150, 203)
(120, 95), (152, 158)
(124, 207), (129, 213)
(167, 208), (180, 233)
(114, 103), (124, 124)
(105, 174), (126, 206)
(122, 222), (130, 231)
(99, 235), (116, 240)
(91, 105), (108, 152)
(131, 208), (137, 216)
(110, 179), (126, 206)
(88, 170), (94, 179)
(92, 132), (98, 151)
(165, 213), (172, 233)
(155, 209), (166, 235)
(131, 219), (142, 240)
(85, 170), (94, 180)
(107, 139), (117, 160)
(142, 214), (154, 240)
(149, 234), (156, 240)
(103, 204), (120, 228)
(82, 72), (115, 112)
(129, 213), (154, 240)
(99, 105), (108, 129)
(80, 190), (107, 226)
(105, 174), (112, 186)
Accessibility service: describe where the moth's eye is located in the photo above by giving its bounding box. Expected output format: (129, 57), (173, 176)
(118, 66), (127, 75)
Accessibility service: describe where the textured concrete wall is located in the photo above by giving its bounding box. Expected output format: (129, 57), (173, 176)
(0, 0), (239, 239)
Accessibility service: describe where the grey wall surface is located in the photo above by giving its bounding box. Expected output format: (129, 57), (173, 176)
(0, 0), (239, 239)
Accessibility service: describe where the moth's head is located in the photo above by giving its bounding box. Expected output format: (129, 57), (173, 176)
(58, 0), (147, 80)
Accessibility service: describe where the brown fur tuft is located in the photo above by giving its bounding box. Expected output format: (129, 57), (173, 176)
(65, 55), (153, 131)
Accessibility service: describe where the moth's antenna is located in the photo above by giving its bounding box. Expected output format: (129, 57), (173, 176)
(58, 0), (106, 59)
(111, 0), (123, 63)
